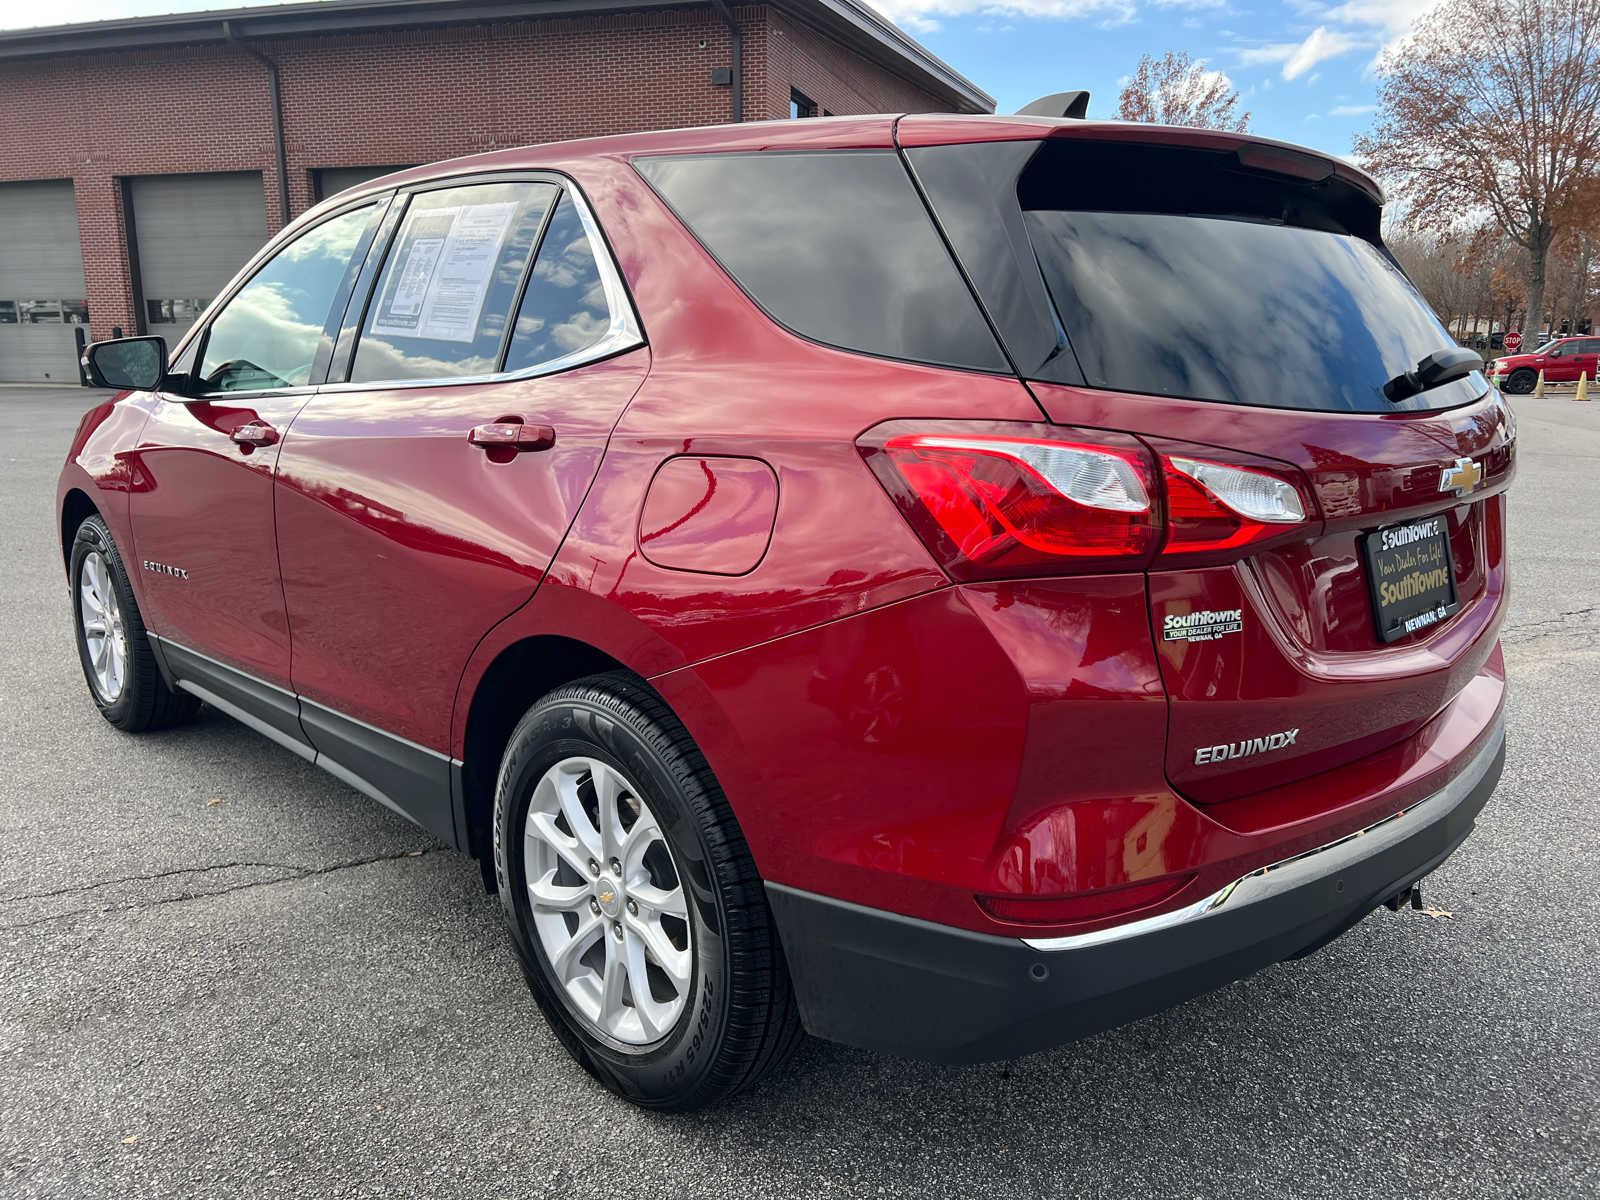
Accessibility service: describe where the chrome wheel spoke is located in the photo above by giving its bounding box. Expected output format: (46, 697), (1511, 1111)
(621, 926), (672, 1039)
(526, 810), (593, 879)
(527, 867), (591, 911)
(601, 940), (630, 1028)
(554, 764), (604, 860)
(628, 879), (687, 919)
(547, 913), (603, 982)
(594, 763), (631, 865)
(627, 911), (692, 991)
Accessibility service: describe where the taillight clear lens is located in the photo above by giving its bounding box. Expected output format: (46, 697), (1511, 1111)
(866, 429), (1160, 578)
(1160, 453), (1309, 558)
(1169, 457), (1306, 523)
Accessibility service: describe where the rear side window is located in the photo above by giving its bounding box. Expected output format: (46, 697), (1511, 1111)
(350, 181), (557, 384)
(503, 192), (611, 373)
(635, 151), (1007, 373)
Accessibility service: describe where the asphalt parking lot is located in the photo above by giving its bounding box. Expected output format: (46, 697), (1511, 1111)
(1, 384), (1596, 1200)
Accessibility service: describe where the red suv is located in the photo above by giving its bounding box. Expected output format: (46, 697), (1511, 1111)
(62, 114), (1513, 1111)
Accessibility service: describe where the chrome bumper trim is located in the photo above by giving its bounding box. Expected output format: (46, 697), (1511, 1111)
(1022, 714), (1505, 953)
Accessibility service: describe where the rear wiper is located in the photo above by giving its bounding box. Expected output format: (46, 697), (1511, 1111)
(1383, 347), (1482, 402)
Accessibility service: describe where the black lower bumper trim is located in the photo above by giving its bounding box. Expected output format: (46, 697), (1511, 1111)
(767, 731), (1504, 1063)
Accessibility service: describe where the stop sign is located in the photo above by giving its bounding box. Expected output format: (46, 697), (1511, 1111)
(1504, 331), (1523, 350)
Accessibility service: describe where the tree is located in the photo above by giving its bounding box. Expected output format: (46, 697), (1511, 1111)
(1116, 52), (1251, 132)
(1355, 0), (1600, 337)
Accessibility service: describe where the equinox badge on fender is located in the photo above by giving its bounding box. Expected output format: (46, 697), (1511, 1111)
(1195, 728), (1299, 765)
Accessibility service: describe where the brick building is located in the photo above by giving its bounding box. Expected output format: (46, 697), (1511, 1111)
(0, 0), (991, 381)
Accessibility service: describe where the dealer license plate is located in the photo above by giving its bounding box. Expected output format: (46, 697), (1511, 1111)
(1363, 516), (1460, 643)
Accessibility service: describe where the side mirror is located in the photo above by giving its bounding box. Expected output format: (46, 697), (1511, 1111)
(82, 336), (168, 391)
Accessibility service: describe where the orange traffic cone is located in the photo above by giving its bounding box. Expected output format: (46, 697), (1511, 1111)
(1534, 369), (1546, 397)
(1578, 371), (1590, 401)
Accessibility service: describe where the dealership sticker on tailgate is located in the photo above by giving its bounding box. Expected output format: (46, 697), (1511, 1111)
(1363, 516), (1460, 643)
(1163, 609), (1243, 642)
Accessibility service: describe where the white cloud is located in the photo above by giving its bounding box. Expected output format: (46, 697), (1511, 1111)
(1239, 26), (1361, 79)
(1328, 103), (1376, 115)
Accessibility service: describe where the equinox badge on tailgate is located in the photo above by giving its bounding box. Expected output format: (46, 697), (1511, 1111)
(1195, 728), (1299, 765)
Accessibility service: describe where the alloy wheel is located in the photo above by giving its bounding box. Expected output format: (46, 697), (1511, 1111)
(78, 550), (128, 704)
(522, 756), (693, 1045)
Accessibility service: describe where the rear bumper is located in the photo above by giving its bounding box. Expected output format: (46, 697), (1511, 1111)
(767, 714), (1505, 1063)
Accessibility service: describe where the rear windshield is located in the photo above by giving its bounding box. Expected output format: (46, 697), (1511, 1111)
(1019, 142), (1484, 413)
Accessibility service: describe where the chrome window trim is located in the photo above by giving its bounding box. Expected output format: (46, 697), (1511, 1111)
(1022, 713), (1505, 953)
(316, 180), (645, 395)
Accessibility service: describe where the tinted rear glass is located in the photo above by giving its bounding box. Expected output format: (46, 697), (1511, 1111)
(635, 151), (1007, 373)
(1019, 141), (1483, 413)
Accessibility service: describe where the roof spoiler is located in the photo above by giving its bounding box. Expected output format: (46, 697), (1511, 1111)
(1015, 91), (1090, 120)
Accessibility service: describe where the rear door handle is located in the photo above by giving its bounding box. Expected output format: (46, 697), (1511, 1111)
(469, 422), (555, 452)
(230, 421), (279, 446)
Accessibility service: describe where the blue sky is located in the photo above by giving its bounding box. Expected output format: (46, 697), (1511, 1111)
(0, 0), (1438, 158)
(892, 0), (1441, 156)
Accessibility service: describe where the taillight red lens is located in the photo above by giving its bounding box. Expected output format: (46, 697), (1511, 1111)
(865, 429), (1160, 579)
(1158, 453), (1309, 560)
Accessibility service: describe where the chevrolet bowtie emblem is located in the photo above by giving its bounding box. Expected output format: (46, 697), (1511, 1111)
(1439, 456), (1482, 497)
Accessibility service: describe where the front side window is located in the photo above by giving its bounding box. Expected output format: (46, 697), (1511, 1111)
(199, 204), (376, 392)
(349, 182), (558, 384)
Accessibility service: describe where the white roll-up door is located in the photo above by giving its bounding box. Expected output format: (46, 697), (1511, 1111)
(0, 180), (89, 384)
(130, 173), (269, 343)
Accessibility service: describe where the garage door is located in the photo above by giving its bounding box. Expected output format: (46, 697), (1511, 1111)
(130, 173), (269, 344)
(314, 166), (413, 201)
(0, 180), (89, 384)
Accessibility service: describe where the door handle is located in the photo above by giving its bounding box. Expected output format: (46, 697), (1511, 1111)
(230, 421), (279, 447)
(469, 422), (555, 452)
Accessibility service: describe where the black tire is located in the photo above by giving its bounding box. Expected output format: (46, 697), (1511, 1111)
(493, 671), (803, 1110)
(1505, 368), (1538, 394)
(69, 515), (200, 732)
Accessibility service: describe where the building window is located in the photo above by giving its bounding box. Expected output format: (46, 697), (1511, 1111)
(63, 300), (89, 325)
(0, 301), (16, 325)
(790, 88), (816, 118)
(147, 298), (208, 324)
(19, 300), (63, 323)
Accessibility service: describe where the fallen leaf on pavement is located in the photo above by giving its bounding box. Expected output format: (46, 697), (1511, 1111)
(206, 797), (228, 807)
(1418, 908), (1453, 919)
(403, 850), (423, 857)
(121, 1136), (138, 1145)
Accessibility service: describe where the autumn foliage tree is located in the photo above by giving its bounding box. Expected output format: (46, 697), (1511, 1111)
(1116, 52), (1251, 132)
(1355, 0), (1600, 336)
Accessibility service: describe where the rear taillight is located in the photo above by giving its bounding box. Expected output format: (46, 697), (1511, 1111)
(860, 421), (1317, 579)
(860, 423), (1160, 579)
(1159, 453), (1309, 560)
